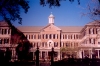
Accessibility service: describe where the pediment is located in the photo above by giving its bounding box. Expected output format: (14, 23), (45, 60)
(86, 20), (100, 26)
(0, 21), (9, 27)
(41, 24), (61, 31)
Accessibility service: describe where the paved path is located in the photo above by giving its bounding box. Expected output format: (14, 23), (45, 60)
(39, 61), (51, 66)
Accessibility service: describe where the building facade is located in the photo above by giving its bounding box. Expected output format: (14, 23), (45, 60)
(0, 13), (100, 60)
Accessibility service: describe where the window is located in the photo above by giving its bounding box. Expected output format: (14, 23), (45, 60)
(38, 34), (39, 39)
(46, 34), (48, 39)
(90, 28), (93, 34)
(2, 29), (3, 34)
(89, 38), (95, 44)
(54, 42), (58, 47)
(4, 29), (7, 34)
(0, 39), (2, 44)
(68, 35), (70, 39)
(0, 28), (1, 34)
(74, 35), (75, 39)
(66, 43), (69, 47)
(39, 35), (41, 39)
(42, 42), (44, 47)
(63, 35), (64, 39)
(53, 34), (55, 39)
(70, 35), (72, 39)
(65, 35), (67, 39)
(45, 42), (47, 47)
(57, 34), (58, 39)
(4, 38), (9, 44)
(31, 35), (33, 39)
(8, 29), (10, 34)
(42, 34), (44, 39)
(49, 34), (51, 39)
(76, 35), (78, 39)
(34, 35), (36, 39)
(29, 35), (30, 39)
(98, 42), (100, 44)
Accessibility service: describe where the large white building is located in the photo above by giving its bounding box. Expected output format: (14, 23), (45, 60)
(0, 13), (100, 60)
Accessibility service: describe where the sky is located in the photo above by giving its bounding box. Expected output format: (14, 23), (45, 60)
(12, 0), (95, 26)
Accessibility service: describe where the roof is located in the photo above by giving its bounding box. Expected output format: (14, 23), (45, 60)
(59, 26), (84, 32)
(16, 26), (83, 32)
(0, 20), (9, 26)
(86, 20), (100, 25)
(49, 13), (54, 18)
(17, 26), (44, 32)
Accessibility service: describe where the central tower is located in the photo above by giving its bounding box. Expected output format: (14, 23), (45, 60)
(48, 12), (55, 24)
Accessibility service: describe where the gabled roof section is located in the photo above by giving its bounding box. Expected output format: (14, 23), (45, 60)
(0, 20), (10, 27)
(86, 20), (100, 26)
(40, 24), (61, 31)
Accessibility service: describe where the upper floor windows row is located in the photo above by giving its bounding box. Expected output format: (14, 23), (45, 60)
(61, 42), (78, 47)
(62, 34), (80, 39)
(89, 28), (100, 34)
(32, 42), (59, 48)
(0, 29), (11, 35)
(0, 38), (9, 44)
(26, 34), (59, 39)
(82, 38), (95, 44)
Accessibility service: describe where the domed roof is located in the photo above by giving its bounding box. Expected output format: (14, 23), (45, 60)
(86, 20), (100, 25)
(49, 12), (54, 17)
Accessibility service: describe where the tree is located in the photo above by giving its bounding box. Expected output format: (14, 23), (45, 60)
(60, 47), (78, 58)
(40, 0), (100, 20)
(40, 0), (80, 8)
(0, 0), (30, 61)
(81, 0), (100, 21)
(0, 0), (30, 25)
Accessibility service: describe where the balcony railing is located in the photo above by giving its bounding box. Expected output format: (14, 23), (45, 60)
(0, 44), (18, 47)
(79, 44), (100, 47)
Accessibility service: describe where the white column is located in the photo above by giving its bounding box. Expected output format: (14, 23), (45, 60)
(58, 51), (60, 60)
(78, 50), (82, 58)
(90, 50), (92, 59)
(60, 52), (62, 60)
(40, 51), (42, 59)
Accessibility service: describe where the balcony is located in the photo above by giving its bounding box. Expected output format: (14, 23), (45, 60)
(0, 44), (18, 47)
(79, 44), (100, 48)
